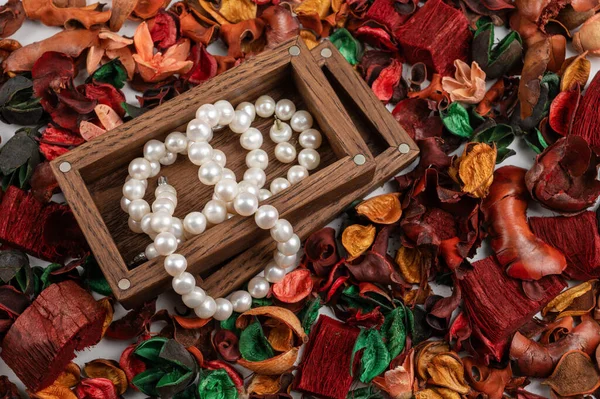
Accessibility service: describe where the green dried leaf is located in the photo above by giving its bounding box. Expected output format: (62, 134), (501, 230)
(442, 102), (474, 138)
(132, 369), (163, 396)
(472, 22), (523, 79)
(346, 386), (386, 399)
(91, 59), (128, 89)
(524, 128), (550, 154)
(298, 296), (322, 334)
(40, 263), (63, 289)
(0, 128), (41, 188)
(83, 257), (113, 296)
(351, 328), (391, 383)
(252, 297), (272, 308)
(135, 337), (169, 363)
(330, 28), (362, 65)
(239, 320), (274, 362)
(197, 369), (237, 399)
(122, 102), (147, 118)
(0, 76), (44, 125)
(220, 312), (240, 335)
(0, 250), (29, 283)
(381, 305), (413, 359)
(473, 123), (516, 163)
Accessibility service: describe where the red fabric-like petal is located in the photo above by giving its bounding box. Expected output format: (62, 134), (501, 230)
(272, 269), (314, 303)
(371, 58), (402, 102)
(84, 83), (126, 117)
(549, 86), (581, 136)
(75, 378), (119, 399)
(182, 44), (217, 85)
(212, 329), (241, 362)
(119, 344), (146, 388)
(150, 10), (180, 50)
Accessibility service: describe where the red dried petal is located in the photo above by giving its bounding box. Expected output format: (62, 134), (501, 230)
(149, 10), (180, 50)
(84, 83), (125, 117)
(355, 24), (397, 51)
(549, 86), (581, 136)
(181, 44), (217, 85)
(105, 300), (156, 340)
(272, 269), (313, 303)
(303, 227), (339, 277)
(30, 162), (60, 203)
(39, 143), (70, 161)
(261, 5), (299, 49)
(40, 125), (85, 147)
(31, 52), (76, 99)
(365, 0), (410, 33)
(212, 329), (241, 362)
(371, 58), (402, 102)
(119, 344), (146, 388)
(75, 378), (119, 399)
(392, 98), (443, 141)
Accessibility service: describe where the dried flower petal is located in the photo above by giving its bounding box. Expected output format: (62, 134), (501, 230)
(22, 0), (110, 29)
(109, 0), (136, 31)
(441, 60), (486, 104)
(395, 246), (429, 284)
(560, 52), (590, 91)
(0, 0), (25, 38)
(426, 353), (469, 394)
(449, 142), (496, 198)
(247, 374), (282, 395)
(54, 363), (81, 388)
(518, 37), (551, 119)
(548, 86), (580, 136)
(342, 224), (376, 260)
(416, 341), (449, 381)
(83, 360), (127, 395)
(356, 193), (401, 224)
(543, 350), (600, 396)
(573, 13), (600, 55)
(542, 281), (595, 318)
(272, 269), (313, 304)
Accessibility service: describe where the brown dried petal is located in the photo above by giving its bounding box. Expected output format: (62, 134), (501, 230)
(109, 0), (136, 31)
(342, 224), (376, 259)
(22, 0), (111, 29)
(519, 37), (551, 119)
(547, 35), (566, 73)
(426, 353), (469, 394)
(449, 142), (496, 198)
(573, 13), (600, 56)
(560, 52), (591, 91)
(267, 322), (294, 352)
(0, 0), (25, 38)
(356, 193), (402, 224)
(542, 280), (595, 317)
(83, 359), (127, 395)
(543, 350), (600, 396)
(395, 246), (428, 284)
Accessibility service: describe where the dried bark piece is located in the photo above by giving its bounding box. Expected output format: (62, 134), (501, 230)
(1, 281), (106, 392)
(542, 350), (600, 396)
(22, 0), (110, 29)
(356, 193), (401, 224)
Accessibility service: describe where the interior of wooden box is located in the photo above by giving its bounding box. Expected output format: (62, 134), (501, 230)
(84, 65), (340, 267)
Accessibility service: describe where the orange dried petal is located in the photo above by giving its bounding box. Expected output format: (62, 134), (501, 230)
(238, 348), (299, 375)
(267, 322), (294, 352)
(342, 224), (376, 259)
(53, 363), (81, 388)
(395, 246), (430, 284)
(272, 269), (314, 304)
(426, 353), (469, 394)
(97, 297), (113, 337)
(173, 315), (213, 329)
(449, 142), (496, 198)
(247, 374), (282, 395)
(83, 359), (128, 395)
(356, 193), (402, 224)
(132, 0), (169, 19)
(560, 52), (591, 91)
(300, 29), (320, 50)
(236, 306), (307, 344)
(416, 341), (449, 381)
(30, 383), (78, 399)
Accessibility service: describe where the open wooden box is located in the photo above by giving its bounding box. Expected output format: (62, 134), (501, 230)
(201, 41), (420, 300)
(51, 37), (379, 307)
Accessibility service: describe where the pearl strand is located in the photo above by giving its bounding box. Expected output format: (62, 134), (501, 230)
(122, 96), (321, 321)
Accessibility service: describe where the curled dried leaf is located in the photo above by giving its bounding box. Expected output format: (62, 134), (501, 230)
(560, 52), (590, 91)
(426, 353), (469, 394)
(449, 142), (496, 198)
(395, 246), (429, 284)
(573, 13), (600, 56)
(237, 348), (299, 375)
(236, 306), (307, 344)
(356, 193), (402, 224)
(416, 341), (450, 381)
(543, 350), (600, 396)
(267, 322), (294, 352)
(342, 224), (376, 259)
(542, 281), (595, 318)
(22, 0), (111, 29)
(97, 297), (113, 337)
(83, 359), (127, 395)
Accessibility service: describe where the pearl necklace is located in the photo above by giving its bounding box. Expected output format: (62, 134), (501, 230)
(121, 96), (323, 321)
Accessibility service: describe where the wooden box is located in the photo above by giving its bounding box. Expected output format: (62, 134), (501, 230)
(201, 41), (419, 299)
(51, 37), (378, 308)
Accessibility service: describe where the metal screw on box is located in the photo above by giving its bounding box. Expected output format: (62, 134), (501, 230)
(353, 154), (366, 165)
(398, 143), (410, 154)
(320, 48), (333, 58)
(289, 46), (301, 56)
(59, 162), (72, 173)
(118, 279), (131, 290)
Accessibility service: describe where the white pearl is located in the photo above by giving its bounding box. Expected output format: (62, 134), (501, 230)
(226, 201), (236, 214)
(233, 192), (259, 216)
(287, 165), (309, 184)
(255, 95), (276, 118)
(172, 271), (195, 295)
(255, 205), (279, 229)
(230, 290), (252, 313)
(212, 150), (227, 167)
(143, 140), (167, 162)
(230, 110), (252, 133)
(164, 253), (187, 276)
(270, 177), (291, 195)
(140, 213), (153, 234)
(154, 231), (178, 256)
(237, 181), (259, 197)
(186, 118), (213, 142)
(128, 158), (152, 180)
(299, 129), (322, 149)
(203, 199), (227, 224)
(160, 152), (177, 166)
(156, 184), (176, 196)
(152, 197), (175, 215)
(269, 121), (292, 143)
(188, 142), (213, 166)
(151, 211), (173, 233)
(126, 175), (147, 188)
(214, 100), (235, 125)
(291, 110), (314, 132)
(265, 261), (287, 283)
(196, 104), (220, 127)
(198, 161), (223, 185)
(243, 167), (266, 188)
(236, 102), (256, 121)
(274, 142), (297, 164)
(298, 148), (320, 171)
(128, 217), (143, 233)
(149, 161), (161, 177)
(156, 191), (178, 207)
(248, 276), (270, 298)
(183, 212), (207, 235)
(246, 149), (269, 170)
(182, 287), (206, 308)
(222, 168), (236, 181)
(215, 178), (239, 202)
(165, 132), (188, 153)
(213, 298), (234, 321)
(128, 199), (150, 221)
(275, 99), (296, 120)
(120, 196), (131, 213)
(195, 296), (217, 318)
(274, 250), (296, 268)
(277, 234), (301, 256)
(240, 128), (263, 150)
(258, 189), (272, 202)
(145, 243), (159, 259)
(171, 217), (184, 238)
(271, 219), (294, 242)
(123, 178), (145, 200)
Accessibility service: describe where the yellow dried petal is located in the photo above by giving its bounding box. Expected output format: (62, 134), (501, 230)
(542, 280), (595, 317)
(97, 297), (113, 337)
(416, 341), (449, 381)
(560, 52), (591, 91)
(267, 322), (294, 352)
(403, 284), (432, 306)
(434, 388), (463, 399)
(426, 353), (470, 395)
(342, 224), (376, 259)
(53, 363), (81, 388)
(449, 142), (496, 198)
(300, 29), (319, 50)
(295, 0), (332, 18)
(415, 389), (444, 399)
(356, 193), (402, 224)
(198, 0), (256, 24)
(30, 383), (77, 399)
(395, 246), (431, 284)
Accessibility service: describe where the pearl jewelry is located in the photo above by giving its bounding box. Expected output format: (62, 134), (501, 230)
(230, 290), (252, 313)
(165, 132), (188, 154)
(182, 287), (206, 308)
(172, 272), (196, 295)
(240, 128), (263, 150)
(298, 148), (321, 171)
(222, 168), (236, 181)
(269, 121), (292, 143)
(195, 297), (217, 318)
(274, 142), (296, 164)
(140, 213), (153, 234)
(160, 152), (177, 166)
(151, 211), (173, 233)
(203, 199), (228, 224)
(154, 231), (177, 256)
(144, 139), (167, 161)
(187, 142), (213, 166)
(275, 99), (296, 120)
(248, 276), (270, 298)
(198, 161), (223, 185)
(233, 192), (259, 216)
(255, 95), (276, 118)
(152, 197), (175, 215)
(129, 158), (152, 180)
(237, 181), (260, 197)
(213, 298), (233, 321)
(196, 104), (220, 127)
(214, 178), (239, 202)
(128, 199), (150, 221)
(123, 178), (146, 200)
(291, 110), (314, 132)
(270, 177), (291, 195)
(145, 243), (159, 259)
(183, 212), (207, 235)
(236, 102), (256, 121)
(171, 217), (184, 239)
(277, 234), (301, 256)
(255, 205), (279, 229)
(246, 149), (269, 169)
(149, 161), (161, 177)
(258, 189), (272, 201)
(212, 150), (227, 167)
(243, 167), (266, 188)
(128, 218), (144, 233)
(264, 262), (286, 283)
(120, 196), (131, 213)
(274, 250), (296, 268)
(164, 253), (187, 276)
(214, 100), (235, 126)
(287, 165), (309, 184)
(186, 119), (213, 142)
(230, 110), (252, 133)
(271, 219), (294, 242)
(299, 129), (322, 149)
(156, 184), (176, 196)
